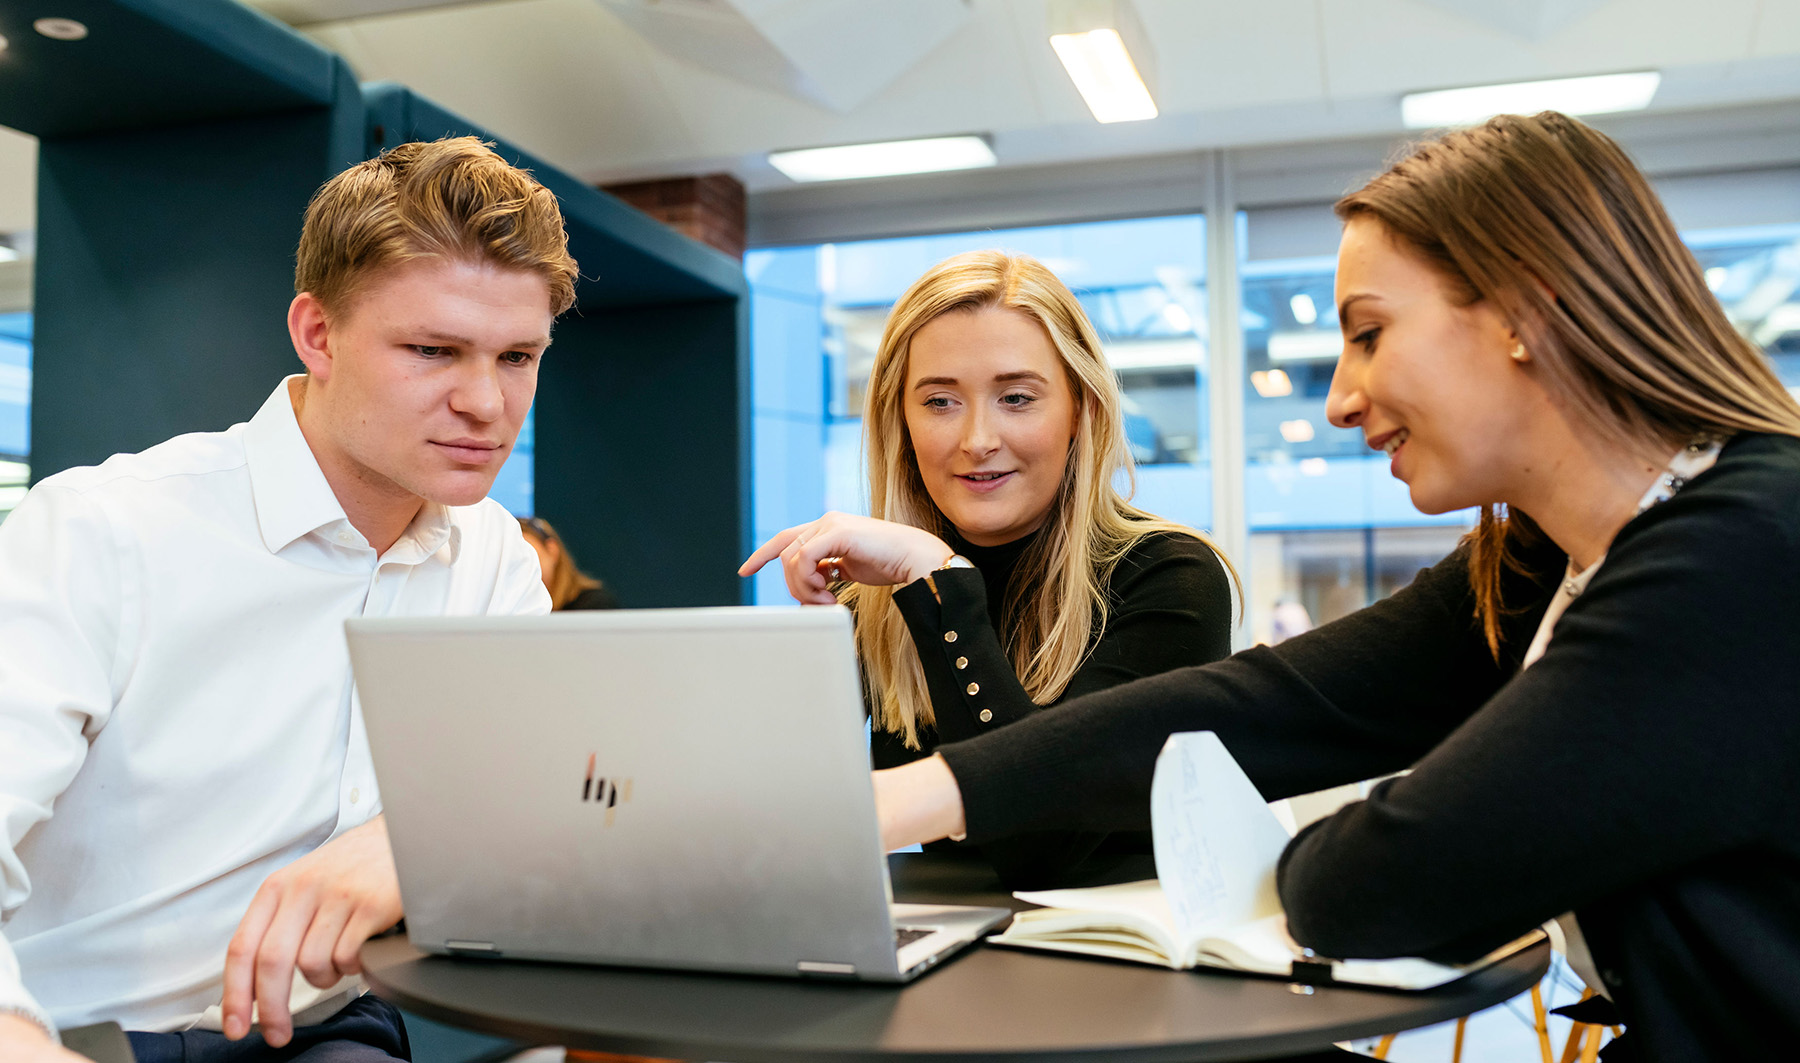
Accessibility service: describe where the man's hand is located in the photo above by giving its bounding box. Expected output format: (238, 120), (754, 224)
(0, 1014), (88, 1063)
(221, 815), (401, 1047)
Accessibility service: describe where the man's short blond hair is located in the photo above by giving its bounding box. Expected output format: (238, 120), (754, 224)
(295, 136), (579, 316)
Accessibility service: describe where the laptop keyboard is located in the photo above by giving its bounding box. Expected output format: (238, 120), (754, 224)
(895, 926), (936, 950)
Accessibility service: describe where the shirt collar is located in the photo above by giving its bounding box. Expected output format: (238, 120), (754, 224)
(390, 501), (462, 565)
(243, 376), (461, 563)
(245, 377), (351, 555)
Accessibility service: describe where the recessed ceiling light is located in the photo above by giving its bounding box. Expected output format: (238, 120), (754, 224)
(768, 135), (996, 184)
(1401, 71), (1660, 129)
(1049, 29), (1158, 124)
(0, 33), (9, 53)
(1047, 0), (1158, 124)
(1250, 369), (1293, 398)
(34, 17), (90, 41)
(1279, 419), (1316, 444)
(1289, 293), (1317, 326)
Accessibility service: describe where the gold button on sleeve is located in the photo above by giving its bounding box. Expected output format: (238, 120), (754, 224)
(944, 631), (958, 643)
(978, 709), (993, 723)
(965, 682), (980, 695)
(955, 656), (969, 669)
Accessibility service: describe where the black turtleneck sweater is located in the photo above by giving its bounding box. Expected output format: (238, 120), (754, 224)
(869, 525), (1232, 887)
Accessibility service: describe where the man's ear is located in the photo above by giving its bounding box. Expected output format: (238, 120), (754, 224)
(288, 292), (335, 381)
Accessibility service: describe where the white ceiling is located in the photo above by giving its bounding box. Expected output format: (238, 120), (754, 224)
(268, 0), (1800, 189)
(1, 0), (1798, 235)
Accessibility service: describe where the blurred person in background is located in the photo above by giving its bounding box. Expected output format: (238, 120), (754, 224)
(520, 516), (619, 610)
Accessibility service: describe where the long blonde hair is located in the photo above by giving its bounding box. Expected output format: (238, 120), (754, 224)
(1337, 111), (1800, 656)
(847, 250), (1238, 748)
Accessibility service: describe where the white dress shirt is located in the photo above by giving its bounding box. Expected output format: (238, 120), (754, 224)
(0, 378), (551, 1035)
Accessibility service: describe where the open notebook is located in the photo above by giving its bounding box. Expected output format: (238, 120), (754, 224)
(987, 731), (1542, 989)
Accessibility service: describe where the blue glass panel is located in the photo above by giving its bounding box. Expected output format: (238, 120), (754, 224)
(0, 314), (30, 460)
(488, 405), (533, 516)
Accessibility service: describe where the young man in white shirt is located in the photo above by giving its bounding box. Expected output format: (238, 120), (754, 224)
(0, 137), (580, 1063)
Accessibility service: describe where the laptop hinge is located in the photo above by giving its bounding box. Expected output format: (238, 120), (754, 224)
(796, 960), (857, 978)
(444, 940), (501, 956)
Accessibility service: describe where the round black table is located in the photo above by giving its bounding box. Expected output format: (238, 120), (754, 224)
(361, 853), (1550, 1063)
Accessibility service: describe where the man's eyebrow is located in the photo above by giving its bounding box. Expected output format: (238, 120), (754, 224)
(410, 329), (551, 350)
(1337, 293), (1379, 327)
(412, 330), (475, 346)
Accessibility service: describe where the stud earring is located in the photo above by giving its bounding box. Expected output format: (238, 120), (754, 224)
(1509, 342), (1529, 363)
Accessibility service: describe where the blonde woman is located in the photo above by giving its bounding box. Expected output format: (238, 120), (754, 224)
(741, 251), (1235, 887)
(876, 113), (1800, 1057)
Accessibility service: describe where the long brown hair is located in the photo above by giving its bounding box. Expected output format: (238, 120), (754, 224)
(1336, 111), (1800, 655)
(847, 250), (1238, 749)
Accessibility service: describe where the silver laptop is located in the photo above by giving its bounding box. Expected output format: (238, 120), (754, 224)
(345, 606), (1008, 982)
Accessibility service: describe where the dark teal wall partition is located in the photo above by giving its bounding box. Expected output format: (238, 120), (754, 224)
(536, 299), (750, 608)
(32, 78), (364, 474)
(0, 0), (364, 474)
(0, 1), (752, 607)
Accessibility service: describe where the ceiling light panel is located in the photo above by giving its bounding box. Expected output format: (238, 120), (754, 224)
(1048, 0), (1157, 124)
(1402, 71), (1660, 129)
(768, 136), (997, 184)
(1050, 29), (1158, 123)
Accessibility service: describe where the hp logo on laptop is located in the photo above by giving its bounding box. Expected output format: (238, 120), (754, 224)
(583, 753), (632, 826)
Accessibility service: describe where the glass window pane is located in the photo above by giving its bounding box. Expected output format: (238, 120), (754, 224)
(1239, 250), (1478, 641)
(1685, 223), (1800, 388)
(0, 311), (30, 523)
(487, 405), (533, 517)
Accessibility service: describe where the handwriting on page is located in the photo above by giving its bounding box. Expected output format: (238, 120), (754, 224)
(1149, 732), (1294, 943)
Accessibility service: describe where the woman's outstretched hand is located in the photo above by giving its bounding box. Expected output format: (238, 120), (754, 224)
(873, 755), (969, 851)
(738, 513), (953, 605)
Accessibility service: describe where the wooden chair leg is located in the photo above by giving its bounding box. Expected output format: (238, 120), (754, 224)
(1530, 984), (1555, 1063)
(1559, 987), (1596, 1063)
(1579, 1024), (1603, 1063)
(1451, 1015), (1467, 1063)
(1371, 1032), (1397, 1059)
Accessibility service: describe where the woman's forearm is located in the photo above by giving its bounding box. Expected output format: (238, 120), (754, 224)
(873, 754), (967, 851)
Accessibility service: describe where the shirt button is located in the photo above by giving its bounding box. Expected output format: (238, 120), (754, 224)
(944, 631), (958, 643)
(955, 656), (969, 670)
(349, 788), (360, 804)
(965, 682), (980, 695)
(978, 709), (993, 723)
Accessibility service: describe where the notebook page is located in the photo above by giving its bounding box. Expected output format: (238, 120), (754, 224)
(1149, 731), (1295, 949)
